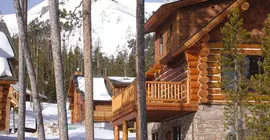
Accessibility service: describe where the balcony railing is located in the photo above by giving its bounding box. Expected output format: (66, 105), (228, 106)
(112, 80), (137, 113)
(146, 81), (187, 103)
(112, 80), (188, 113)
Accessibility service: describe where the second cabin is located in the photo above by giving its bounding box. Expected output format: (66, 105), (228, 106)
(68, 71), (134, 124)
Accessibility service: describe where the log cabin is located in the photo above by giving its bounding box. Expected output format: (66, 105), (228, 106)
(0, 21), (17, 133)
(68, 71), (134, 124)
(9, 83), (47, 108)
(111, 0), (270, 139)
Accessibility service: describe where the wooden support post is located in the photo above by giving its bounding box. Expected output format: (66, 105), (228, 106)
(122, 120), (128, 140)
(114, 125), (120, 140)
(136, 118), (139, 140)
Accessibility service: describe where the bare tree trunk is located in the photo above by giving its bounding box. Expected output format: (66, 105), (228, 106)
(48, 0), (69, 140)
(17, 0), (27, 139)
(136, 0), (148, 139)
(83, 0), (94, 139)
(13, 0), (46, 139)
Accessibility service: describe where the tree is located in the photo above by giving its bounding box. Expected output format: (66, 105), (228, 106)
(220, 9), (249, 140)
(136, 0), (148, 139)
(83, 0), (94, 139)
(17, 0), (27, 139)
(13, 0), (46, 139)
(49, 0), (69, 139)
(245, 14), (270, 140)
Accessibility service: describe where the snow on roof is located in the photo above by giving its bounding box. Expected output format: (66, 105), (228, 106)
(76, 76), (111, 101)
(0, 57), (12, 77)
(10, 82), (48, 99)
(108, 76), (135, 84)
(0, 31), (14, 58)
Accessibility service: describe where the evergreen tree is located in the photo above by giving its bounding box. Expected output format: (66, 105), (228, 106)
(136, 0), (148, 139)
(14, 0), (46, 139)
(49, 0), (69, 139)
(220, 9), (249, 140)
(245, 14), (270, 140)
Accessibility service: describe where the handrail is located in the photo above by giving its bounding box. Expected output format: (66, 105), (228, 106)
(112, 81), (137, 113)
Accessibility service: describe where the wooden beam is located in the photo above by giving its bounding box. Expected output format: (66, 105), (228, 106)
(114, 125), (120, 140)
(201, 43), (261, 49)
(241, 2), (249, 11)
(201, 34), (210, 43)
(122, 120), (128, 140)
(5, 98), (10, 131)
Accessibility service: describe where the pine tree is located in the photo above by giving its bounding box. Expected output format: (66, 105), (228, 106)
(13, 0), (46, 139)
(136, 0), (148, 139)
(83, 0), (94, 139)
(220, 9), (249, 140)
(49, 0), (69, 139)
(17, 0), (27, 139)
(245, 14), (270, 140)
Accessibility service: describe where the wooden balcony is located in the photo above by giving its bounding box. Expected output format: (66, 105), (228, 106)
(112, 80), (198, 125)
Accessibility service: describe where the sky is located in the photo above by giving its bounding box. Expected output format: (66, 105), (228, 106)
(0, 0), (164, 15)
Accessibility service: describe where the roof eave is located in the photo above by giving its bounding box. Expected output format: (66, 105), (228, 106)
(144, 0), (209, 34)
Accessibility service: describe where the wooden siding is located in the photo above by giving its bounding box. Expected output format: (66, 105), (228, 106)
(154, 0), (234, 63)
(155, 53), (187, 83)
(0, 85), (11, 131)
(155, 13), (178, 63)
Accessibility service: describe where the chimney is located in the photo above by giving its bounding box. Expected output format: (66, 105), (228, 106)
(74, 68), (82, 75)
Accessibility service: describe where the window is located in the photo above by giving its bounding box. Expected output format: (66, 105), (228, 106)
(159, 34), (163, 54)
(152, 132), (158, 140)
(173, 126), (181, 140)
(170, 24), (173, 37)
(166, 131), (172, 140)
(221, 55), (262, 89)
(245, 56), (262, 78)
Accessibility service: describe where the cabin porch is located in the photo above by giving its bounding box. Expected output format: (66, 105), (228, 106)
(111, 80), (198, 139)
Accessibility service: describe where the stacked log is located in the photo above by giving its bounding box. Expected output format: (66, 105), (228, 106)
(198, 46), (210, 103)
(186, 48), (200, 103)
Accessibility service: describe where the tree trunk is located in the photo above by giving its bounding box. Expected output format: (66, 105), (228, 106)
(136, 0), (148, 139)
(83, 0), (94, 139)
(48, 0), (69, 140)
(17, 0), (27, 139)
(13, 0), (46, 139)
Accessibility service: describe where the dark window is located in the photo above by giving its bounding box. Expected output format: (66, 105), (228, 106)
(245, 56), (263, 78)
(159, 34), (163, 54)
(173, 126), (181, 140)
(170, 24), (173, 37)
(152, 132), (158, 140)
(166, 131), (172, 140)
(221, 55), (262, 89)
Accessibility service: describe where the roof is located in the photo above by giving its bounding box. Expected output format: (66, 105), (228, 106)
(158, 0), (247, 64)
(0, 21), (17, 81)
(107, 76), (135, 87)
(144, 0), (208, 33)
(10, 82), (48, 99)
(72, 75), (112, 101)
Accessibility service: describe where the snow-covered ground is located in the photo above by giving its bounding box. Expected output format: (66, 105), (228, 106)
(0, 102), (136, 140)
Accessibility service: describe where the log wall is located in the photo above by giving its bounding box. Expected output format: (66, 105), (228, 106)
(0, 85), (11, 131)
(156, 53), (187, 82)
(154, 0), (234, 63)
